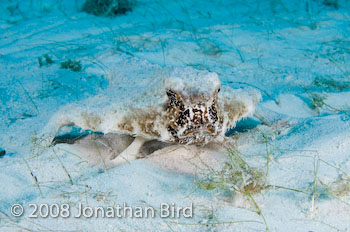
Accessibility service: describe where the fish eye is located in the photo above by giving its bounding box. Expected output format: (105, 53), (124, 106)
(217, 88), (220, 93)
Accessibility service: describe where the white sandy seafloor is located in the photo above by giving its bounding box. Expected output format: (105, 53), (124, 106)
(1, 0), (350, 231)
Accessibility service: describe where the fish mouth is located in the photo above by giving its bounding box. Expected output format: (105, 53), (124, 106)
(182, 127), (216, 137)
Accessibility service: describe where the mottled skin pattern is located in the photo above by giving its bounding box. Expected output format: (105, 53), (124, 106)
(165, 88), (223, 145)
